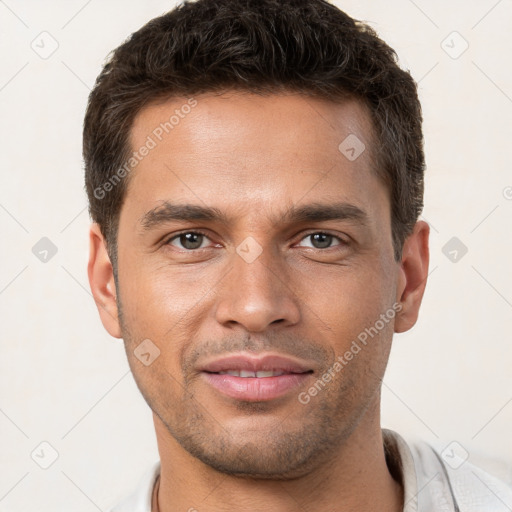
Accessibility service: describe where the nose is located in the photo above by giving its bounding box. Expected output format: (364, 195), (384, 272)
(214, 243), (301, 333)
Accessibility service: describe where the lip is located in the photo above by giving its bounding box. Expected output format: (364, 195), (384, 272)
(199, 353), (314, 402)
(199, 353), (313, 374)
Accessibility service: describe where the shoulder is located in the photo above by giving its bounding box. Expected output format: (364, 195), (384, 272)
(389, 429), (512, 512)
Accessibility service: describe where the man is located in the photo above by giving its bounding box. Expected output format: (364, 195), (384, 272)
(85, 0), (512, 511)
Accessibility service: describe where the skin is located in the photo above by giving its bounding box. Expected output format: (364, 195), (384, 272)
(88, 91), (429, 512)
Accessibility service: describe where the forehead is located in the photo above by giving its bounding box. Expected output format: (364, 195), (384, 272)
(130, 90), (375, 164)
(122, 91), (387, 228)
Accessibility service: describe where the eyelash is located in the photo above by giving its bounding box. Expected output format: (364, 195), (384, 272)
(163, 230), (347, 251)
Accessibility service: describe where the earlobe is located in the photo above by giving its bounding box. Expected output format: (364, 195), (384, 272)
(394, 220), (430, 334)
(87, 223), (122, 339)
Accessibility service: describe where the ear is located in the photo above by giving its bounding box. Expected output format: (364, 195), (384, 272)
(87, 223), (122, 338)
(394, 220), (430, 333)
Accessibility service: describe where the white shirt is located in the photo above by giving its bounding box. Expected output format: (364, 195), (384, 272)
(109, 429), (512, 511)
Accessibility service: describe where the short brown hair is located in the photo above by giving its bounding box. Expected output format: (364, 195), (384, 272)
(83, 0), (425, 269)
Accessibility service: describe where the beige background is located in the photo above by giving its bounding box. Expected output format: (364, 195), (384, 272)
(1, 0), (511, 510)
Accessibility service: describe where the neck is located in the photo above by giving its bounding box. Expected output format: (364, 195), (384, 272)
(152, 397), (403, 512)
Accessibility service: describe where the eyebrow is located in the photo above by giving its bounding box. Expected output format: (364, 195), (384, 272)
(139, 200), (369, 232)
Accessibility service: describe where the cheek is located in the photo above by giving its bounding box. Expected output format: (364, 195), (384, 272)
(297, 261), (395, 332)
(119, 265), (215, 366)
(122, 258), (205, 319)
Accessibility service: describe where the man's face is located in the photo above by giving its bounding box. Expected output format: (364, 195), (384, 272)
(112, 92), (405, 478)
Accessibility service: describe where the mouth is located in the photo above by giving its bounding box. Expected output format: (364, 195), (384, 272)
(199, 353), (314, 402)
(215, 370), (297, 377)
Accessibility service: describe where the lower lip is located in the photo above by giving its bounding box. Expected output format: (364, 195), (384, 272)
(201, 372), (312, 402)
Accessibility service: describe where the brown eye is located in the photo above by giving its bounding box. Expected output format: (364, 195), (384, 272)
(168, 232), (208, 250)
(298, 232), (343, 249)
(310, 233), (332, 249)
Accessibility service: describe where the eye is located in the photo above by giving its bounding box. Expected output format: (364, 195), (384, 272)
(166, 231), (212, 250)
(296, 232), (344, 249)
(163, 230), (346, 252)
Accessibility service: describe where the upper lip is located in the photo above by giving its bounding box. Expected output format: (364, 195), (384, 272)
(199, 353), (314, 374)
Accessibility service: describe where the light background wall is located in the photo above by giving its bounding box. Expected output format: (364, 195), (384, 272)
(0, 0), (511, 510)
